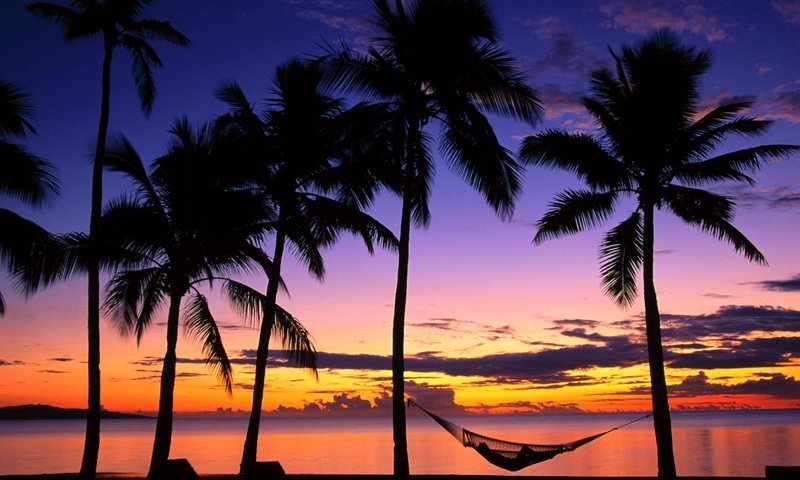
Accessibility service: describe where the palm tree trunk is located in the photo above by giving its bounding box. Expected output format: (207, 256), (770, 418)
(148, 289), (183, 478)
(240, 228), (286, 473)
(392, 186), (413, 479)
(79, 41), (113, 480)
(642, 205), (676, 479)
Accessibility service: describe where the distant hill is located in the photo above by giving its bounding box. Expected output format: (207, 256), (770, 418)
(0, 404), (150, 420)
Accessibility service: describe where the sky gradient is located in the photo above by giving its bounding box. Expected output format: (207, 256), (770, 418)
(1, 0), (799, 416)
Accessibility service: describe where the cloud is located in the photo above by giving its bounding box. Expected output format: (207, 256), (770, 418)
(716, 183), (800, 211)
(756, 83), (800, 123)
(37, 369), (68, 374)
(549, 318), (601, 329)
(410, 317), (519, 343)
(652, 305), (800, 369)
(529, 17), (606, 78)
(469, 400), (584, 415)
(227, 331), (644, 385)
(660, 305), (800, 339)
(0, 359), (26, 366)
(537, 83), (589, 121)
(599, 0), (731, 42)
(266, 380), (466, 417)
(754, 274), (800, 292)
(47, 357), (74, 363)
(669, 371), (800, 399)
(772, 0), (800, 25)
(666, 337), (800, 369)
(282, 0), (368, 34)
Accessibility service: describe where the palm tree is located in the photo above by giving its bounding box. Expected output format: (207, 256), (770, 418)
(323, 1), (542, 475)
(216, 59), (398, 475)
(519, 30), (798, 479)
(0, 80), (59, 315)
(27, 2), (189, 477)
(99, 118), (280, 478)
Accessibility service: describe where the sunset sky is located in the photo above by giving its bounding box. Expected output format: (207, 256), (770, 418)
(1, 0), (799, 417)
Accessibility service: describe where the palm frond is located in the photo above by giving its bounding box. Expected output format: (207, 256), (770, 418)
(285, 219), (325, 280)
(598, 211), (643, 307)
(222, 279), (267, 329)
(673, 145), (798, 186)
(273, 304), (318, 378)
(214, 81), (254, 115)
(184, 293), (233, 394)
(0, 141), (60, 207)
(664, 184), (766, 265)
(103, 267), (167, 342)
(520, 130), (631, 191)
(534, 190), (618, 244)
(104, 134), (159, 202)
(118, 34), (161, 113)
(441, 104), (521, 220)
(301, 195), (399, 254)
(462, 42), (543, 125)
(2, 210), (86, 305)
(126, 19), (190, 46)
(26, 2), (101, 40)
(0, 81), (37, 136)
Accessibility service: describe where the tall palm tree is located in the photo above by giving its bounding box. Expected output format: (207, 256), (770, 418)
(323, 1), (541, 475)
(99, 118), (279, 478)
(216, 59), (398, 475)
(519, 30), (798, 479)
(27, 2), (188, 477)
(0, 80), (59, 314)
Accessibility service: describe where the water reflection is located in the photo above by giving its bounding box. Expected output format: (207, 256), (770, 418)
(0, 410), (798, 476)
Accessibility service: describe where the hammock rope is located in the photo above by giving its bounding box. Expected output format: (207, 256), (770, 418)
(408, 399), (651, 472)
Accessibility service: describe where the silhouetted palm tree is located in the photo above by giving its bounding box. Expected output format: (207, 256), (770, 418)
(27, 2), (188, 476)
(519, 30), (798, 480)
(323, 0), (541, 475)
(0, 81), (59, 315)
(216, 59), (398, 475)
(99, 118), (275, 478)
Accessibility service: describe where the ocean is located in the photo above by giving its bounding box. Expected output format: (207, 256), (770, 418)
(1, 410), (798, 476)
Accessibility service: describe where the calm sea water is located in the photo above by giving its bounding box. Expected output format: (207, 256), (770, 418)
(1, 410), (798, 476)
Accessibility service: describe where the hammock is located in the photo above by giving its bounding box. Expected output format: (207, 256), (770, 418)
(409, 399), (651, 472)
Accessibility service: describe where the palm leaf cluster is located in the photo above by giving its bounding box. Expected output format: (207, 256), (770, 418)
(520, 29), (797, 478)
(0, 81), (60, 316)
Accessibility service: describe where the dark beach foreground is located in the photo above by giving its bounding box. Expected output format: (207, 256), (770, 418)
(0, 475), (761, 479)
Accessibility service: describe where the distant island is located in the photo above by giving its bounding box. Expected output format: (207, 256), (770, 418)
(0, 404), (151, 420)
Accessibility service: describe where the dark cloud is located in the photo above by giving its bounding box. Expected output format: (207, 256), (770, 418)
(666, 337), (800, 369)
(225, 331), (645, 384)
(668, 371), (800, 399)
(661, 305), (800, 339)
(469, 400), (584, 415)
(47, 357), (73, 363)
(529, 17), (606, 78)
(549, 318), (601, 329)
(754, 274), (800, 292)
(38, 369), (68, 374)
(0, 359), (26, 366)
